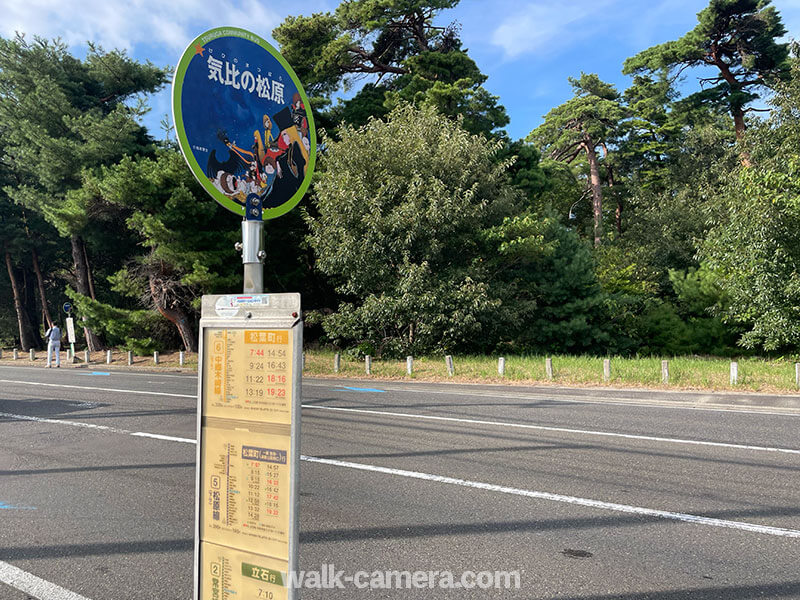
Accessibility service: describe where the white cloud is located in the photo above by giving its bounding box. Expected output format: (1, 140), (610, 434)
(490, 0), (617, 59)
(0, 0), (291, 55)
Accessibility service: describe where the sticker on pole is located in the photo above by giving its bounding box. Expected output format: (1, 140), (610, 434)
(172, 27), (316, 219)
(215, 295), (271, 317)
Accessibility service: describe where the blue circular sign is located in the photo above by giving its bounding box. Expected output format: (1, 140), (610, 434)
(63, 302), (72, 314)
(172, 28), (316, 219)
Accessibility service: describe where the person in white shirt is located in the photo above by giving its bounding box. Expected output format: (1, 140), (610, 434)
(44, 324), (61, 368)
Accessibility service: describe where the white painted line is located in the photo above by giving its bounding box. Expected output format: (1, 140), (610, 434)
(301, 455), (800, 539)
(131, 431), (196, 444)
(0, 559), (92, 600)
(303, 382), (800, 416)
(302, 405), (800, 455)
(2, 410), (798, 539)
(0, 379), (194, 398)
(0, 411), (193, 446)
(0, 412), (128, 434)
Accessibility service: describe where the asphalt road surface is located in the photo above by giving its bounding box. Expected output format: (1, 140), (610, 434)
(0, 363), (799, 599)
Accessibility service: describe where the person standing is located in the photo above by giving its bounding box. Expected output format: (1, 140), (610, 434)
(45, 323), (61, 368)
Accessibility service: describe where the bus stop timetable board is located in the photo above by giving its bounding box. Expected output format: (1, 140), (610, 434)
(195, 293), (302, 600)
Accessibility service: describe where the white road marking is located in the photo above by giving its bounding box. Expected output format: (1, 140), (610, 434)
(0, 412), (192, 444)
(302, 405), (800, 455)
(0, 379), (194, 398)
(131, 431), (196, 444)
(0, 559), (92, 600)
(301, 455), (800, 539)
(0, 412), (128, 434)
(303, 381), (800, 416)
(1, 376), (797, 454)
(2, 410), (799, 540)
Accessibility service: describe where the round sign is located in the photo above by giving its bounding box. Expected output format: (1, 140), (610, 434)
(63, 302), (72, 314)
(172, 27), (316, 219)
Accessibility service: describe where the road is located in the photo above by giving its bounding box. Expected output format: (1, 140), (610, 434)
(0, 364), (798, 599)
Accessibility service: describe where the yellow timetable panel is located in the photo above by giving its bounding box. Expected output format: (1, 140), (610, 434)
(204, 329), (293, 424)
(201, 426), (291, 560)
(200, 541), (288, 600)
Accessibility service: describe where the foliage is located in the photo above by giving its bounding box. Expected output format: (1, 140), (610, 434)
(489, 216), (612, 354)
(273, 0), (508, 136)
(623, 0), (790, 139)
(65, 288), (167, 353)
(700, 48), (800, 351)
(307, 104), (519, 356)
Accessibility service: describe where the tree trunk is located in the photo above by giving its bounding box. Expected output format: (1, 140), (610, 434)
(70, 234), (103, 350)
(82, 239), (97, 300)
(584, 141), (603, 247)
(31, 248), (54, 328)
(148, 276), (198, 352)
(606, 165), (621, 238)
(731, 106), (752, 167)
(22, 266), (42, 346)
(5, 251), (39, 350)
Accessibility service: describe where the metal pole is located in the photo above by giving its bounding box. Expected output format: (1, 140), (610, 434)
(240, 197), (264, 294)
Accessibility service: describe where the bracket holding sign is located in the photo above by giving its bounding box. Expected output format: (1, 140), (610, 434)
(195, 293), (302, 600)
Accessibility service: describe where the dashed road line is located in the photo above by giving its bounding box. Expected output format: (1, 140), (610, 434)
(2, 410), (799, 539)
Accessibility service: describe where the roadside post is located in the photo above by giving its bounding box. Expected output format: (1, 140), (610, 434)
(173, 26), (315, 600)
(64, 303), (76, 362)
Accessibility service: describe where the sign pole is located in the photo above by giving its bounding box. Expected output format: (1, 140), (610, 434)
(172, 27), (315, 600)
(241, 196), (264, 294)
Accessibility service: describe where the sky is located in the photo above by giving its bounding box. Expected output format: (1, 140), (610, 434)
(1, 0), (799, 141)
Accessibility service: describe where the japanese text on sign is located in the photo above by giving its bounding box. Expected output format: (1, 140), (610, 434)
(203, 329), (293, 423)
(207, 52), (284, 103)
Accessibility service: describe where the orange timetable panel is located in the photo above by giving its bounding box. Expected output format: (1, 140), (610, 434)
(200, 541), (288, 600)
(201, 426), (292, 561)
(203, 328), (293, 424)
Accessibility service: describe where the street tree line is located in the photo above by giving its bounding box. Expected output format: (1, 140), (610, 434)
(1, 0), (799, 359)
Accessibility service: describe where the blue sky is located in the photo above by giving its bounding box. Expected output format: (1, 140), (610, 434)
(2, 0), (799, 141)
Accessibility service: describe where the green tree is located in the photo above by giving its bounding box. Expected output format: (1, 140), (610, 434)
(701, 48), (800, 351)
(623, 0), (789, 147)
(487, 215), (611, 354)
(273, 0), (508, 136)
(528, 73), (625, 246)
(307, 104), (519, 356)
(74, 149), (239, 351)
(0, 34), (167, 350)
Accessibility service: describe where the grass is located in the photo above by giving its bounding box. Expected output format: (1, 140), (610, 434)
(303, 350), (800, 393)
(3, 346), (799, 393)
